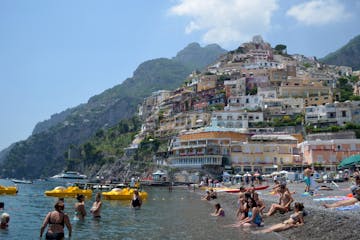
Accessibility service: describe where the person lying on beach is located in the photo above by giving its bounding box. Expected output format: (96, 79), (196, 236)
(258, 202), (305, 233)
(323, 176), (360, 208)
(228, 197), (262, 227)
(211, 203), (225, 217)
(266, 184), (294, 216)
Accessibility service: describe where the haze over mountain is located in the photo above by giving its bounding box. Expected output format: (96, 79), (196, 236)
(321, 34), (360, 70)
(0, 43), (226, 178)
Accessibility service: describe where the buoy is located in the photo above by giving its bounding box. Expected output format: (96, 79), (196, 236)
(347, 193), (353, 198)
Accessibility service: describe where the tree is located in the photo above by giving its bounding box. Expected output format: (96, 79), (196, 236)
(275, 44), (287, 54)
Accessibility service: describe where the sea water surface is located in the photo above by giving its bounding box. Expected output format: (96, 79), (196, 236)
(0, 179), (276, 240)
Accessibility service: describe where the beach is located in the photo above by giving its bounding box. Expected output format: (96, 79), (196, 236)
(211, 181), (360, 240)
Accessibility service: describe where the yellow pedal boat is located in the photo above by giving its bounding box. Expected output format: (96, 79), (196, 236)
(0, 185), (18, 194)
(102, 188), (148, 200)
(44, 186), (92, 198)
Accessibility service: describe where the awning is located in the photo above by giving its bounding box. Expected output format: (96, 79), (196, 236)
(338, 154), (360, 169)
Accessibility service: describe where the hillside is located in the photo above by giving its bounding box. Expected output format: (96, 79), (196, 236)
(321, 34), (360, 70)
(0, 43), (227, 178)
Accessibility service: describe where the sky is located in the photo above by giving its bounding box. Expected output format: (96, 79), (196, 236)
(1, 0), (360, 151)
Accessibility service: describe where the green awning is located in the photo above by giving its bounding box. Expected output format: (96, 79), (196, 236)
(338, 154), (360, 169)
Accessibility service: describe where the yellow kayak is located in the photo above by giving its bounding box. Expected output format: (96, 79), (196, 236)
(44, 186), (92, 198)
(102, 188), (148, 200)
(0, 185), (18, 194)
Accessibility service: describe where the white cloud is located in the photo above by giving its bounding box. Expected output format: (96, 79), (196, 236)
(169, 0), (278, 47)
(286, 0), (351, 26)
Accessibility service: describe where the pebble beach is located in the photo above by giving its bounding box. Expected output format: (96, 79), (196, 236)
(207, 181), (360, 240)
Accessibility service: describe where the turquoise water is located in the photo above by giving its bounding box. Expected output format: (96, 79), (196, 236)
(0, 179), (274, 240)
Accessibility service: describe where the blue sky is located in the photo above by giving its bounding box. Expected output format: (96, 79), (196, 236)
(1, 0), (360, 151)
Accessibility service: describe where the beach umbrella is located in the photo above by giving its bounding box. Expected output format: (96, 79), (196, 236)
(271, 171), (280, 176)
(338, 154), (360, 169)
(280, 170), (288, 174)
(254, 172), (260, 177)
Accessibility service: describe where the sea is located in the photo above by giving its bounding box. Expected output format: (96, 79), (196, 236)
(0, 179), (277, 240)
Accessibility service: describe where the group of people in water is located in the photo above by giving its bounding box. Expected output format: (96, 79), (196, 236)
(38, 189), (143, 239)
(39, 192), (102, 239)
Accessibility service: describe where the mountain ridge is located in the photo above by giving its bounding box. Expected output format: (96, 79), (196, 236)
(0, 43), (227, 178)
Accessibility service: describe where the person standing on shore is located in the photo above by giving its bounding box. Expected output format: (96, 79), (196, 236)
(303, 166), (313, 192)
(40, 201), (72, 239)
(90, 193), (102, 218)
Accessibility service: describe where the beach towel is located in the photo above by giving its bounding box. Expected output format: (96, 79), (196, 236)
(313, 196), (352, 201)
(336, 205), (360, 211)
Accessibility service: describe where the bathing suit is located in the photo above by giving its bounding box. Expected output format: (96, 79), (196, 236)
(304, 176), (310, 186)
(132, 197), (141, 208)
(46, 212), (65, 240)
(248, 210), (262, 226)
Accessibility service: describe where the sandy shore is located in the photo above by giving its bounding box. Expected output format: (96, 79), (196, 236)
(208, 181), (360, 240)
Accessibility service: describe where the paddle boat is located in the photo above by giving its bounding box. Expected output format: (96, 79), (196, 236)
(0, 185), (18, 195)
(44, 186), (92, 198)
(102, 187), (148, 200)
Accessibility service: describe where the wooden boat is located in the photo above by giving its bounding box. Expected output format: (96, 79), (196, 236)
(102, 188), (148, 200)
(44, 186), (92, 198)
(0, 185), (18, 194)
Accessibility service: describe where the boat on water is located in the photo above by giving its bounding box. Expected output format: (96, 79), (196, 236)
(0, 185), (18, 194)
(44, 186), (92, 198)
(102, 187), (148, 200)
(49, 171), (87, 182)
(11, 179), (33, 184)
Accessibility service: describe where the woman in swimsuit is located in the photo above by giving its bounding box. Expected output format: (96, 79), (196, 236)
(211, 203), (225, 217)
(40, 201), (72, 240)
(229, 197), (262, 227)
(90, 192), (102, 218)
(74, 194), (86, 220)
(258, 202), (304, 233)
(131, 190), (142, 209)
(323, 176), (360, 208)
(236, 193), (248, 220)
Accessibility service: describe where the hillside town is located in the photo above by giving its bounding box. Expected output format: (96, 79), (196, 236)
(131, 36), (360, 182)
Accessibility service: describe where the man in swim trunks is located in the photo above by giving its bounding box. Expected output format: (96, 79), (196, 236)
(303, 166), (312, 192)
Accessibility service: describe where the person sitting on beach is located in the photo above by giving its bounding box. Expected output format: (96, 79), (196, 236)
(40, 200), (72, 239)
(230, 197), (263, 227)
(131, 190), (143, 209)
(0, 213), (10, 229)
(209, 189), (217, 199)
(74, 194), (86, 220)
(90, 192), (102, 218)
(201, 190), (212, 201)
(236, 193), (248, 220)
(266, 184), (294, 216)
(323, 175), (360, 208)
(258, 202), (305, 233)
(211, 203), (225, 217)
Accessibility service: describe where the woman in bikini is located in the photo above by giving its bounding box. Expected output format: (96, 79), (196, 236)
(74, 194), (86, 220)
(90, 192), (102, 218)
(258, 202), (305, 233)
(40, 201), (72, 240)
(131, 190), (143, 209)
